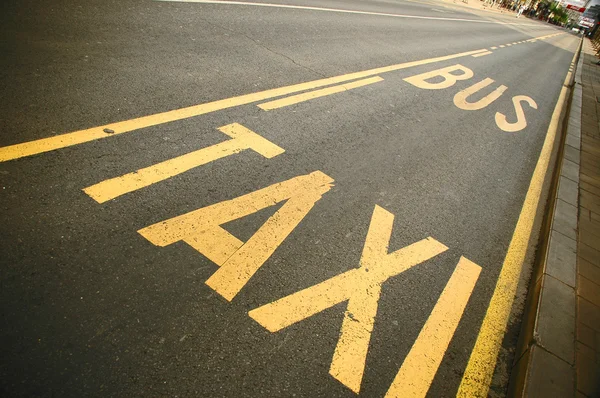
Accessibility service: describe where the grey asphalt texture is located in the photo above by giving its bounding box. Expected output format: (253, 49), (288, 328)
(0, 0), (580, 396)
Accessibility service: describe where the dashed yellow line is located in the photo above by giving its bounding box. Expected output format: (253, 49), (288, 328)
(471, 51), (493, 58)
(258, 76), (383, 110)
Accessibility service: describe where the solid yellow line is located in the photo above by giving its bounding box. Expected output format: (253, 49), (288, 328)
(456, 38), (581, 397)
(471, 51), (492, 58)
(386, 257), (481, 398)
(0, 50), (489, 162)
(258, 76), (383, 110)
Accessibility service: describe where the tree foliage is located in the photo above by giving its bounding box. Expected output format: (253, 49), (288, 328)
(548, 0), (569, 24)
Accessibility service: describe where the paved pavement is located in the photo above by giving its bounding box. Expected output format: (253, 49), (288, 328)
(575, 39), (600, 398)
(0, 0), (581, 396)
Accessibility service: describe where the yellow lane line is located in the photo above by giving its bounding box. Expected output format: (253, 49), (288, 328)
(258, 76), (383, 110)
(456, 38), (581, 397)
(0, 49), (490, 162)
(490, 46), (498, 50)
(499, 45), (506, 48)
(83, 123), (284, 203)
(471, 51), (493, 58)
(385, 257), (481, 398)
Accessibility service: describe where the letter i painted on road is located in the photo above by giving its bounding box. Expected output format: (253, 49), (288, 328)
(138, 171), (334, 301)
(385, 256), (481, 398)
(84, 123), (284, 203)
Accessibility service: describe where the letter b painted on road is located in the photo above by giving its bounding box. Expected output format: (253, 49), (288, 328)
(404, 64), (474, 90)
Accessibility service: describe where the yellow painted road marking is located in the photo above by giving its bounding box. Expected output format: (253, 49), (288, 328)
(499, 45), (506, 48)
(0, 32), (564, 163)
(453, 78), (507, 111)
(0, 50), (491, 162)
(471, 51), (492, 58)
(0, 33), (563, 163)
(495, 95), (538, 132)
(250, 205), (448, 393)
(258, 76), (383, 110)
(506, 43), (512, 46)
(139, 171), (334, 301)
(83, 123), (284, 203)
(404, 64), (473, 90)
(385, 257), (481, 398)
(490, 46), (498, 50)
(457, 39), (581, 397)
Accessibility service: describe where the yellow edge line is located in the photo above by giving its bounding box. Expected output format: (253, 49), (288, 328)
(456, 38), (582, 397)
(258, 76), (383, 110)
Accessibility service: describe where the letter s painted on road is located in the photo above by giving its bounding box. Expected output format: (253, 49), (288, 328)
(495, 95), (538, 132)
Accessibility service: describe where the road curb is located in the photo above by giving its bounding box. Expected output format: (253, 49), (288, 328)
(508, 37), (584, 397)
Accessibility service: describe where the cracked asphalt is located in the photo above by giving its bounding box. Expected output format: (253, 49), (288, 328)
(0, 0), (581, 396)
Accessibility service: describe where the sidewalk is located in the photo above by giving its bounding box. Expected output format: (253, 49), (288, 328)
(575, 38), (600, 398)
(508, 38), (600, 397)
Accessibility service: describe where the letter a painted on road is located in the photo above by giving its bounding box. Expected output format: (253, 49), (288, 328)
(138, 171), (334, 301)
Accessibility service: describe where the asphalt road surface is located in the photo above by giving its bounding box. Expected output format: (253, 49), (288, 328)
(0, 0), (581, 397)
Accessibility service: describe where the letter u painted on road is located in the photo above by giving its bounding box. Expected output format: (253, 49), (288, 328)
(453, 79), (508, 111)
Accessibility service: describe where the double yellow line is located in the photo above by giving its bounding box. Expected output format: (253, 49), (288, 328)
(0, 48), (491, 162)
(0, 32), (564, 163)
